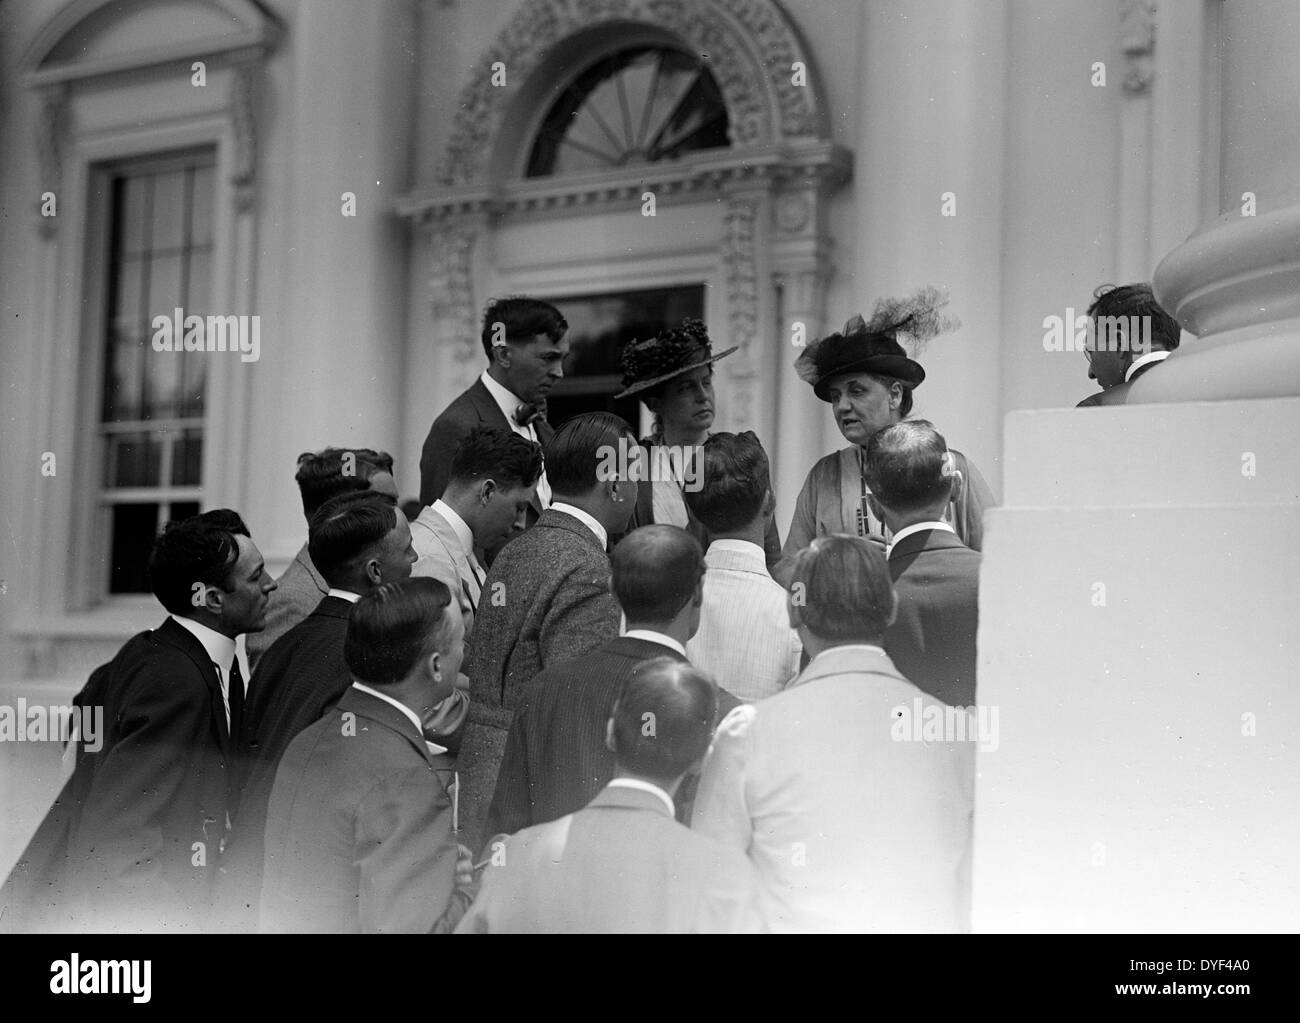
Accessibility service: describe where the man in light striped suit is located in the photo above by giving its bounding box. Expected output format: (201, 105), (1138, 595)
(684, 432), (802, 700)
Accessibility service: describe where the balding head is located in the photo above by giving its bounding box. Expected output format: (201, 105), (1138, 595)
(862, 419), (955, 523)
(609, 657), (719, 785)
(611, 525), (704, 627)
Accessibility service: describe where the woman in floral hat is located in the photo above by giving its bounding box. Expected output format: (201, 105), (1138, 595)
(777, 286), (995, 582)
(615, 318), (782, 569)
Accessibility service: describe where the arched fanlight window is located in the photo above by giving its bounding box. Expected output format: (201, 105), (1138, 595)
(527, 46), (729, 177)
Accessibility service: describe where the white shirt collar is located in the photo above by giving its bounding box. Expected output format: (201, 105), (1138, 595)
(350, 681), (447, 754)
(809, 643), (887, 665)
(169, 614), (236, 678)
(621, 628), (687, 657)
(887, 520), (955, 555)
(327, 588), (361, 603)
(1125, 349), (1171, 381)
(607, 777), (675, 817)
(549, 502), (608, 550)
(479, 369), (524, 424)
(431, 499), (475, 557)
(706, 538), (766, 561)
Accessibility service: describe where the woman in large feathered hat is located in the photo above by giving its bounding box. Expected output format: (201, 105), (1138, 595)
(615, 317), (781, 568)
(776, 286), (995, 580)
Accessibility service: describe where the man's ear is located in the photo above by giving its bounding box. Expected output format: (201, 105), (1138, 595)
(428, 649), (442, 681)
(365, 557), (383, 586)
(492, 343), (511, 370)
(197, 583), (223, 615)
(479, 478), (497, 505)
(692, 570), (705, 608)
(604, 717), (616, 753)
(787, 596), (805, 631)
(761, 488), (776, 519)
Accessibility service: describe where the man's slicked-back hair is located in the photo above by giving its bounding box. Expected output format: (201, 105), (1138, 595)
(307, 491), (400, 588)
(148, 508), (251, 615)
(789, 534), (896, 642)
(612, 658), (719, 782)
(862, 419), (952, 513)
(449, 427), (543, 489)
(684, 431), (770, 534)
(1087, 283), (1181, 351)
(544, 411), (637, 498)
(344, 577), (453, 688)
(294, 447), (395, 519)
(479, 296), (568, 361)
(611, 525), (704, 623)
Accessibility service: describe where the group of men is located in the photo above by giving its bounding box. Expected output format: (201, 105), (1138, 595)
(5, 281), (1176, 933)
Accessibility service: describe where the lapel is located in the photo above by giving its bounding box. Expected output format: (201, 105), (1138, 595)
(427, 506), (479, 601)
(154, 617), (232, 754)
(468, 377), (512, 431)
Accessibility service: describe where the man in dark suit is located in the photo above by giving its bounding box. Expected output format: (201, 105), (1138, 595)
(1076, 283), (1182, 407)
(3, 510), (276, 932)
(864, 420), (981, 708)
(218, 491), (453, 928)
(418, 297), (568, 530)
(246, 447), (398, 672)
(460, 659), (758, 933)
(456, 412), (640, 851)
(487, 524), (742, 838)
(260, 578), (475, 932)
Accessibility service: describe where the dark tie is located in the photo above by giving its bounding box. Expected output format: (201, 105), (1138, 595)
(514, 400), (546, 428)
(227, 658), (245, 746)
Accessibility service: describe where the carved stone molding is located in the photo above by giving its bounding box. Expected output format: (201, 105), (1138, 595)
(721, 191), (762, 428)
(230, 61), (259, 214)
(1120, 0), (1156, 96)
(428, 217), (481, 367)
(35, 84), (69, 240)
(436, 0), (823, 186)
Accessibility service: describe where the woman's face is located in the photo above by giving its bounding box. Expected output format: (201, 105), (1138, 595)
(825, 372), (902, 446)
(649, 365), (714, 435)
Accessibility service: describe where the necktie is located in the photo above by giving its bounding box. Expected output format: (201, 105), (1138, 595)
(227, 658), (245, 746)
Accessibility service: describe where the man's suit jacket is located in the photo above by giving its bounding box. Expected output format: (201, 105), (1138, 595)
(3, 618), (234, 932)
(245, 542), (327, 673)
(260, 686), (470, 933)
(457, 508), (621, 851)
(692, 645), (974, 933)
(418, 377), (554, 511)
(457, 783), (759, 933)
(487, 636), (690, 839)
(216, 595), (354, 929)
(1076, 356), (1166, 407)
(411, 503), (480, 642)
(884, 528), (981, 708)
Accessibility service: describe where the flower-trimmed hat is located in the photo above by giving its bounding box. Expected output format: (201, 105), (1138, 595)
(616, 318), (737, 400)
(796, 286), (960, 402)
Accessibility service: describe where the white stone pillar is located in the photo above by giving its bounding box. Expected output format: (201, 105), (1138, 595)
(1141, 0), (1300, 403)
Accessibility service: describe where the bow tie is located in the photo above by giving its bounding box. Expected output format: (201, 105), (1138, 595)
(514, 401), (546, 428)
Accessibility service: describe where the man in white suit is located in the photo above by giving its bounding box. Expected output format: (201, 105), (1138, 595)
(691, 534), (974, 933)
(410, 427), (543, 642)
(456, 658), (758, 933)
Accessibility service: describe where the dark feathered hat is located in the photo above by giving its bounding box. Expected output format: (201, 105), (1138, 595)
(616, 318), (737, 399)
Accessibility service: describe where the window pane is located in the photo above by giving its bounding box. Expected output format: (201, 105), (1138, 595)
(108, 503), (159, 594)
(148, 253), (183, 317)
(103, 333), (145, 422)
(111, 257), (145, 336)
(187, 250), (211, 317)
(106, 432), (162, 488)
(152, 169), (187, 253)
(143, 344), (183, 420)
(172, 430), (203, 486)
(119, 176), (150, 257)
(191, 166), (215, 246)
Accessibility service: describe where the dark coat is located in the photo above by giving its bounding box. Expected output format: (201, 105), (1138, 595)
(3, 618), (234, 932)
(456, 508), (621, 851)
(884, 528), (981, 708)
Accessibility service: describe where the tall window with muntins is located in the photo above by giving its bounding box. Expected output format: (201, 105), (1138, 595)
(527, 47), (729, 177)
(98, 150), (215, 594)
